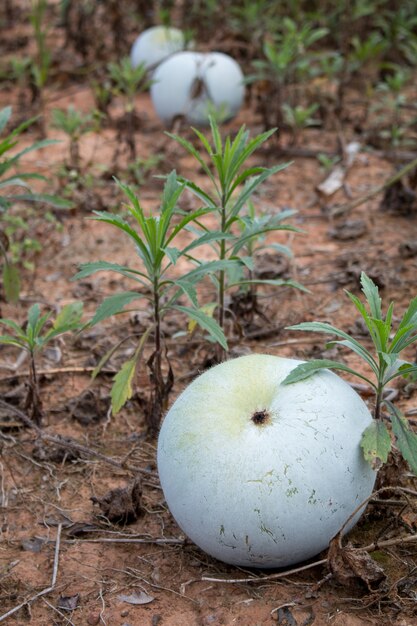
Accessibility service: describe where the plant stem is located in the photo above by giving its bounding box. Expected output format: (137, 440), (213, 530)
(374, 388), (383, 421)
(217, 194), (227, 361)
(26, 351), (43, 425)
(148, 278), (164, 433)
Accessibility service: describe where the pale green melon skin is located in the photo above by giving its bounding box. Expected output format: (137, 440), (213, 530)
(157, 354), (376, 568)
(150, 51), (245, 125)
(130, 26), (185, 70)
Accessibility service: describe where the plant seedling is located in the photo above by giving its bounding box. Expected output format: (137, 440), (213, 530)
(167, 116), (305, 354)
(51, 105), (96, 170)
(0, 105), (71, 301)
(282, 103), (320, 145)
(0, 302), (83, 424)
(73, 171), (228, 432)
(108, 57), (152, 159)
(283, 272), (417, 474)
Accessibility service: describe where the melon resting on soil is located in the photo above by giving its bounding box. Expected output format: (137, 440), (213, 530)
(157, 354), (377, 568)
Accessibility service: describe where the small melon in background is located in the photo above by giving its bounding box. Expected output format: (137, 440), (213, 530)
(150, 51), (245, 126)
(130, 25), (186, 71)
(157, 353), (376, 568)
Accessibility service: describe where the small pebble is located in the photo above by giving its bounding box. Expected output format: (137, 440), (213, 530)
(87, 613), (100, 625)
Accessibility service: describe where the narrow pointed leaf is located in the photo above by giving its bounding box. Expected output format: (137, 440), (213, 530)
(3, 262), (20, 303)
(172, 305), (228, 350)
(0, 318), (26, 337)
(282, 359), (375, 387)
(91, 292), (143, 325)
(164, 246), (181, 265)
(53, 302), (83, 331)
(111, 357), (137, 414)
(174, 280), (198, 307)
(228, 278), (308, 292)
(0, 334), (26, 349)
(388, 403), (417, 475)
(72, 261), (147, 283)
(360, 272), (382, 319)
(0, 106), (11, 132)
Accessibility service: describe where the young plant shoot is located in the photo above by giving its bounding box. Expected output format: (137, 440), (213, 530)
(283, 272), (417, 474)
(73, 171), (228, 432)
(167, 116), (305, 354)
(0, 302), (83, 424)
(0, 105), (71, 301)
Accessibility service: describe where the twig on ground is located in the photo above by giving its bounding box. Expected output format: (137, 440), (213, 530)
(0, 399), (156, 477)
(0, 365), (117, 381)
(41, 597), (76, 626)
(0, 524), (62, 623)
(330, 155), (417, 216)
(201, 557), (328, 584)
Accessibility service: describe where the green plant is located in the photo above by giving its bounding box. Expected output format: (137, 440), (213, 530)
(51, 105), (96, 169)
(73, 171), (228, 432)
(316, 152), (341, 173)
(167, 117), (304, 351)
(247, 18), (328, 129)
(125, 154), (165, 187)
(0, 302), (83, 423)
(282, 102), (320, 145)
(0, 106), (70, 301)
(376, 4), (417, 66)
(108, 57), (152, 159)
(227, 198), (296, 324)
(229, 0), (279, 55)
(282, 272), (417, 474)
(371, 67), (415, 150)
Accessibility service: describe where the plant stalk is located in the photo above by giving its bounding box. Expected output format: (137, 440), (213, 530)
(26, 351), (43, 425)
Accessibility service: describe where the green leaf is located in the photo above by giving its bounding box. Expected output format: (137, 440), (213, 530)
(388, 403), (417, 475)
(228, 278), (308, 292)
(0, 106), (12, 133)
(360, 420), (391, 469)
(72, 261), (147, 284)
(286, 321), (378, 373)
(111, 357), (137, 414)
(360, 272), (382, 319)
(180, 259), (240, 284)
(174, 279), (198, 307)
(43, 302), (84, 340)
(0, 334), (26, 349)
(230, 165), (290, 220)
(91, 209), (150, 255)
(281, 358), (375, 387)
(91, 292), (143, 325)
(0, 318), (26, 338)
(27, 303), (41, 334)
(3, 262), (20, 303)
(53, 302), (83, 330)
(163, 246), (180, 265)
(172, 305), (228, 350)
(165, 133), (215, 186)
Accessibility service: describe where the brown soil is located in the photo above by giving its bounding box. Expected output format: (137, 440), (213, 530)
(1, 9), (417, 626)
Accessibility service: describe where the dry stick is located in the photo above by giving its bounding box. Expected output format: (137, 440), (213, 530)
(0, 399), (155, 477)
(0, 524), (62, 623)
(0, 365), (117, 381)
(330, 154), (417, 216)
(64, 537), (184, 545)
